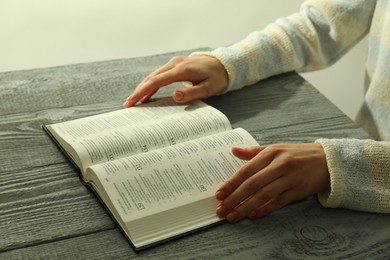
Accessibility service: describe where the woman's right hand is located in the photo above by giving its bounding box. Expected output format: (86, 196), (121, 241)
(123, 55), (229, 108)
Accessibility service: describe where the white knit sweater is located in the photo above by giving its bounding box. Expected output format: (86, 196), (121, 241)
(193, 0), (390, 213)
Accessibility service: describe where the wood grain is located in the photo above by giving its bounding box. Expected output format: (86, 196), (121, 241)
(1, 49), (389, 259)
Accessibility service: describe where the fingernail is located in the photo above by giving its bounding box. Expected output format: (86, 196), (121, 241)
(215, 190), (225, 200)
(123, 101), (129, 108)
(226, 211), (239, 223)
(173, 90), (184, 102)
(216, 204), (227, 218)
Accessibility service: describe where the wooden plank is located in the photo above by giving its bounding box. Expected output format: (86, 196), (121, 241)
(1, 199), (389, 259)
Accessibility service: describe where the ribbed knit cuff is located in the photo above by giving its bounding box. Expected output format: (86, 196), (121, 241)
(315, 138), (346, 208)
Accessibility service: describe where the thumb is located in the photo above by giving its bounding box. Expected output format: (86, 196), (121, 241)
(232, 146), (264, 160)
(172, 80), (226, 103)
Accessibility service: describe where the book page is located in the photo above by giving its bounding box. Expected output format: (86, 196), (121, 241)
(86, 128), (259, 223)
(46, 98), (231, 173)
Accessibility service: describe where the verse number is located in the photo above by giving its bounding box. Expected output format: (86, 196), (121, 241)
(168, 137), (176, 145)
(141, 144), (149, 153)
(134, 163), (143, 171)
(199, 185), (207, 193)
(107, 153), (115, 161)
(137, 202), (145, 210)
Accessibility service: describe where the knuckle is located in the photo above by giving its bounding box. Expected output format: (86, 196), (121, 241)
(175, 62), (192, 76)
(263, 145), (283, 156)
(279, 154), (298, 170)
(144, 74), (153, 81)
(258, 189), (274, 202)
(273, 195), (285, 205)
(264, 145), (299, 170)
(239, 163), (256, 178)
(235, 207), (250, 218)
(272, 194), (290, 208)
(145, 76), (159, 86)
(261, 146), (279, 160)
(243, 178), (261, 194)
(170, 56), (185, 63)
(221, 180), (234, 192)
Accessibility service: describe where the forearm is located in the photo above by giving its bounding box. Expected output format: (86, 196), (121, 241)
(193, 0), (375, 92)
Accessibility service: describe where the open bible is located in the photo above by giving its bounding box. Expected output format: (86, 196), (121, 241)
(43, 98), (258, 250)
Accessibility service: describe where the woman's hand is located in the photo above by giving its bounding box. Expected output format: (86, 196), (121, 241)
(216, 143), (330, 223)
(123, 55), (229, 108)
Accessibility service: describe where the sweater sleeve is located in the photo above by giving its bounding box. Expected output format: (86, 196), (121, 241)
(192, 0), (376, 92)
(315, 138), (390, 213)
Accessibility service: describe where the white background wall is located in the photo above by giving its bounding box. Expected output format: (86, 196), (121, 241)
(0, 0), (366, 119)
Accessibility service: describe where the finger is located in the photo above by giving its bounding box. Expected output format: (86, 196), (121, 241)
(232, 146), (265, 160)
(170, 84), (210, 103)
(248, 188), (301, 219)
(215, 146), (272, 201)
(140, 88), (158, 103)
(216, 156), (289, 219)
(225, 174), (295, 223)
(171, 79), (224, 104)
(123, 57), (185, 107)
(124, 68), (188, 107)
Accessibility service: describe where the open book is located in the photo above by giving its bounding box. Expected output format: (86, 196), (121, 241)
(44, 98), (258, 250)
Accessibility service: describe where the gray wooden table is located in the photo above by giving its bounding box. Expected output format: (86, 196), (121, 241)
(1, 49), (389, 259)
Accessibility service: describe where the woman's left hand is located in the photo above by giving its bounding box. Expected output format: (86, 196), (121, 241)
(215, 143), (330, 223)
